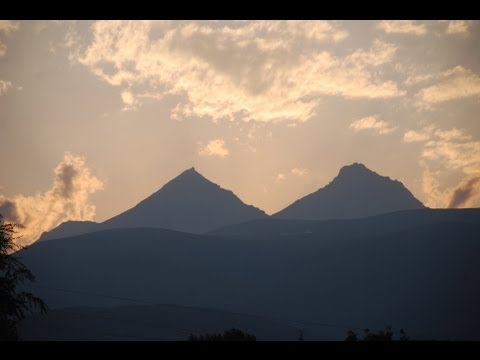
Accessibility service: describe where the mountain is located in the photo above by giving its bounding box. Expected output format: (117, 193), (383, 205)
(274, 163), (425, 220)
(19, 304), (300, 341)
(211, 208), (480, 239)
(39, 221), (100, 241)
(19, 209), (480, 340)
(101, 167), (267, 234)
(38, 167), (267, 241)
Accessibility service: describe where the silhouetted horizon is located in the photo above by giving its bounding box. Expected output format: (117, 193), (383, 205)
(39, 162), (433, 242)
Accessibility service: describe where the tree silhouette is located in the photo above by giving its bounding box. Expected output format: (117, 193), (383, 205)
(345, 326), (409, 341)
(188, 328), (256, 341)
(0, 214), (48, 340)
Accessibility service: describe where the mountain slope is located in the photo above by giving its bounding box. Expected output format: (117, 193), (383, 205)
(38, 221), (101, 241)
(19, 304), (300, 341)
(274, 163), (425, 220)
(211, 208), (480, 239)
(102, 167), (267, 234)
(38, 167), (267, 240)
(19, 211), (480, 340)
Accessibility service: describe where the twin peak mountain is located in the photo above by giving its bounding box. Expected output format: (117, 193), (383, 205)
(39, 163), (425, 241)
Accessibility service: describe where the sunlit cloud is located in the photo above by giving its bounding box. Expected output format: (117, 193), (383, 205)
(404, 73), (435, 86)
(0, 40), (6, 58)
(0, 152), (104, 245)
(405, 125), (480, 208)
(72, 21), (404, 124)
(416, 66), (480, 107)
(442, 20), (472, 35)
(0, 20), (20, 34)
(350, 115), (396, 135)
(403, 129), (431, 142)
(198, 139), (230, 158)
(275, 168), (309, 183)
(291, 168), (308, 177)
(377, 20), (427, 36)
(121, 90), (139, 111)
(0, 79), (12, 96)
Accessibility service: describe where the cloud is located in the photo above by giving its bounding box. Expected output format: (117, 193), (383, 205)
(448, 176), (480, 208)
(0, 197), (19, 222)
(121, 90), (139, 111)
(0, 20), (20, 34)
(405, 125), (480, 208)
(433, 128), (471, 142)
(421, 132), (480, 175)
(198, 139), (229, 158)
(291, 167), (308, 177)
(275, 173), (286, 182)
(404, 73), (435, 86)
(72, 21), (403, 124)
(420, 166), (451, 208)
(0, 80), (12, 96)
(349, 115), (396, 135)
(403, 129), (430, 142)
(443, 20), (472, 35)
(0, 40), (6, 58)
(416, 66), (480, 106)
(403, 126), (470, 143)
(377, 20), (427, 35)
(0, 152), (104, 245)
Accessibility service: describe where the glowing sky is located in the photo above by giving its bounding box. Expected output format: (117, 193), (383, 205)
(1, 20), (480, 243)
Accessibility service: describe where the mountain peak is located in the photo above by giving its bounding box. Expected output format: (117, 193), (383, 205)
(179, 166), (201, 177)
(274, 163), (425, 220)
(338, 162), (372, 176)
(101, 167), (267, 233)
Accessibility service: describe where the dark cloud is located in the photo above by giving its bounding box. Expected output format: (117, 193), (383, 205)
(448, 176), (480, 208)
(0, 197), (20, 223)
(53, 162), (78, 198)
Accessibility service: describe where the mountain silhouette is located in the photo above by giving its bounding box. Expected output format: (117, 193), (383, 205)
(274, 163), (425, 220)
(39, 167), (267, 240)
(102, 167), (267, 233)
(20, 209), (480, 340)
(39, 221), (100, 242)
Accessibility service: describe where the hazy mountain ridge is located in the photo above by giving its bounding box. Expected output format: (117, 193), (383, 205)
(211, 208), (480, 239)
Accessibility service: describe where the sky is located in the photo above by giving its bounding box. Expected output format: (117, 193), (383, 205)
(1, 20), (480, 244)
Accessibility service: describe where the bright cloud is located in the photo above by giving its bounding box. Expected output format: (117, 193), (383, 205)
(0, 80), (12, 96)
(0, 152), (104, 245)
(405, 126), (480, 208)
(72, 21), (404, 124)
(198, 139), (229, 158)
(444, 20), (472, 35)
(121, 90), (139, 111)
(0, 40), (6, 58)
(291, 168), (308, 177)
(404, 129), (430, 142)
(350, 115), (396, 135)
(416, 66), (480, 106)
(0, 20), (20, 34)
(377, 20), (427, 35)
